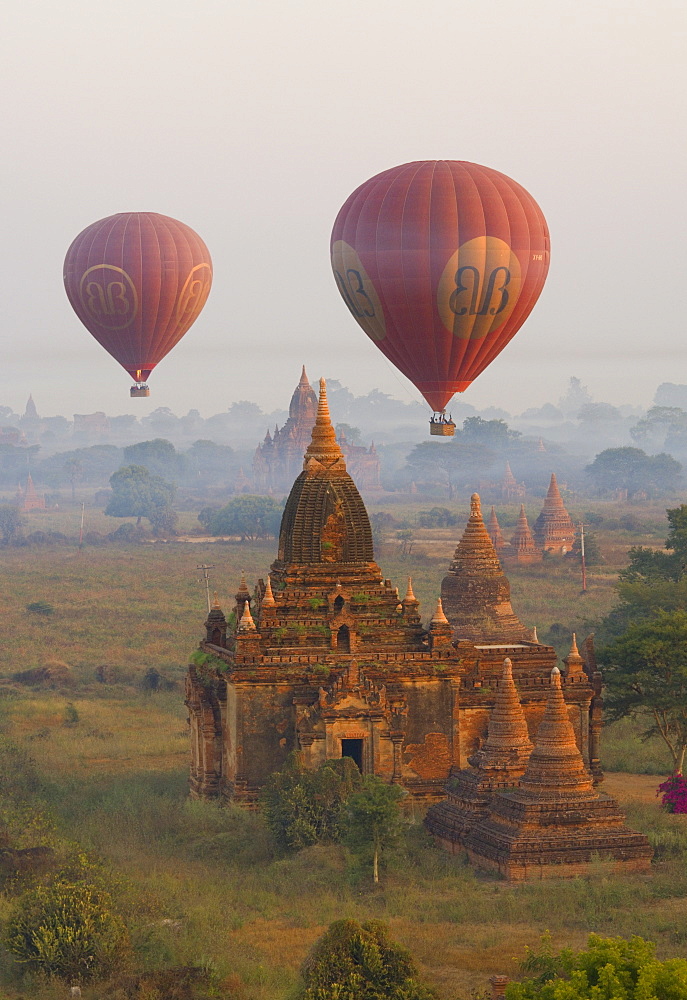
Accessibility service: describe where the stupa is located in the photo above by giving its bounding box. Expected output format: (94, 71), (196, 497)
(463, 666), (653, 880)
(501, 461), (525, 502)
(486, 506), (507, 553)
(506, 505), (542, 565)
(441, 494), (529, 643)
(425, 657), (533, 851)
(533, 473), (575, 553)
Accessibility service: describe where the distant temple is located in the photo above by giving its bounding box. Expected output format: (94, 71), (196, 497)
(17, 474), (45, 512)
(506, 505), (542, 565)
(73, 412), (110, 439)
(253, 367), (381, 494)
(533, 473), (575, 554)
(186, 381), (601, 815)
(501, 461), (526, 502)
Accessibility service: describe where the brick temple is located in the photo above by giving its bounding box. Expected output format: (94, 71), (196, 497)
(186, 380), (601, 808)
(533, 472), (575, 553)
(253, 366), (381, 494)
(427, 655), (652, 880)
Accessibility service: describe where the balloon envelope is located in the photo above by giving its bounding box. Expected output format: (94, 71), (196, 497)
(331, 160), (549, 412)
(63, 212), (212, 384)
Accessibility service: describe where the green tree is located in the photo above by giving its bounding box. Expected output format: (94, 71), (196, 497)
(601, 610), (687, 774)
(105, 465), (177, 535)
(0, 504), (23, 545)
(586, 447), (682, 497)
(261, 752), (362, 852)
(342, 776), (404, 883)
(299, 919), (436, 1000)
(123, 438), (185, 481)
(506, 933), (687, 999)
(206, 495), (283, 540)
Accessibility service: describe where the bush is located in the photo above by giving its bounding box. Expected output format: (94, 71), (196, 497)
(5, 877), (129, 980)
(260, 752), (362, 852)
(26, 600), (54, 615)
(299, 918), (436, 1000)
(658, 774), (687, 814)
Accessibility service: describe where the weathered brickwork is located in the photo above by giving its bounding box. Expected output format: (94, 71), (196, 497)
(186, 380), (599, 814)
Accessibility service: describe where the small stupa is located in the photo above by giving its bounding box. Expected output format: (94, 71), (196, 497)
(463, 667), (653, 880)
(533, 473), (575, 553)
(487, 506), (507, 553)
(441, 494), (529, 643)
(425, 657), (533, 851)
(501, 461), (525, 501)
(506, 505), (542, 565)
(20, 473), (45, 512)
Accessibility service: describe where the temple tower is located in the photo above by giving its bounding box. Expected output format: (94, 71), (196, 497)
(506, 505), (542, 565)
(441, 494), (528, 643)
(533, 473), (575, 553)
(425, 657), (533, 850)
(487, 506), (507, 553)
(463, 667), (653, 880)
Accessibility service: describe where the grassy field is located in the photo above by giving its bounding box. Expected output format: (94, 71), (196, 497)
(0, 503), (683, 998)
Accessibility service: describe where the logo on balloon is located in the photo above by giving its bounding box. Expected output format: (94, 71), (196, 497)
(331, 241), (386, 342)
(176, 263), (212, 324)
(437, 237), (522, 340)
(79, 265), (138, 330)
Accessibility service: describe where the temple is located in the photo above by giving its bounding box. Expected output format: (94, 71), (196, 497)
(505, 505), (542, 565)
(253, 367), (381, 494)
(533, 473), (575, 553)
(186, 380), (599, 808)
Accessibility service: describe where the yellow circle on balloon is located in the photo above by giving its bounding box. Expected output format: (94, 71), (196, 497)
(331, 241), (386, 342)
(437, 237), (522, 340)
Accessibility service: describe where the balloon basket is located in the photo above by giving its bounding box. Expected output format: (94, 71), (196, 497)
(429, 419), (455, 437)
(130, 385), (150, 398)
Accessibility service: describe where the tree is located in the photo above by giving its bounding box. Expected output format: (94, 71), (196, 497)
(105, 465), (176, 535)
(506, 933), (687, 999)
(0, 505), (23, 545)
(64, 457), (82, 501)
(342, 776), (404, 884)
(416, 507), (457, 528)
(260, 752), (362, 852)
(185, 439), (235, 484)
(123, 438), (184, 481)
(206, 495), (283, 540)
(299, 919), (436, 1000)
(585, 447), (682, 497)
(600, 610), (687, 774)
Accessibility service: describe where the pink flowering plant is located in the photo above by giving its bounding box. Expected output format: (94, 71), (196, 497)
(657, 774), (687, 814)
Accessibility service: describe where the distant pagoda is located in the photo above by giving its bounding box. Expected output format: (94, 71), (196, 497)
(533, 473), (575, 554)
(506, 505), (542, 565)
(501, 461), (525, 502)
(486, 506), (507, 553)
(19, 473), (45, 512)
(441, 494), (529, 643)
(462, 665), (653, 881)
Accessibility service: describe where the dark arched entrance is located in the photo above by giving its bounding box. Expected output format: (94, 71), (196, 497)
(334, 595), (345, 614)
(337, 625), (351, 652)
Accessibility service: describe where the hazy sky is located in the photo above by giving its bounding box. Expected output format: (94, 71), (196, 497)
(1, 0), (685, 421)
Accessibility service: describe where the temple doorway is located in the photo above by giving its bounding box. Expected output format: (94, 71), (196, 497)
(337, 625), (351, 652)
(341, 738), (364, 772)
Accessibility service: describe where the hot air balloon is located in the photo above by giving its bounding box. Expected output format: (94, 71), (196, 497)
(63, 212), (212, 397)
(330, 161), (549, 435)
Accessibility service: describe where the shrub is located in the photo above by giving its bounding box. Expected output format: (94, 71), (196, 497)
(5, 878), (129, 980)
(658, 774), (687, 814)
(261, 752), (362, 852)
(299, 918), (436, 1000)
(26, 600), (54, 615)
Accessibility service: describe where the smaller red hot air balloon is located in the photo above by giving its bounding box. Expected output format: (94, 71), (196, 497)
(63, 212), (212, 396)
(330, 161), (550, 435)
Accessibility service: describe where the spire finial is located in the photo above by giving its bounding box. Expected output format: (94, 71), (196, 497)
(262, 576), (275, 606)
(403, 577), (417, 603)
(431, 597), (449, 625)
(470, 493), (482, 519)
(299, 364), (309, 386)
(238, 600), (256, 632)
(211, 591), (221, 610)
(304, 378), (345, 467)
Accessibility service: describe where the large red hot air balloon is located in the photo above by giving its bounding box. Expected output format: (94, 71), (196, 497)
(331, 161), (549, 432)
(63, 212), (212, 396)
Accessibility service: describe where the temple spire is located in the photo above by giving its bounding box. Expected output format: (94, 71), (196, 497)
(304, 379), (346, 469)
(478, 657), (533, 763)
(237, 600), (257, 632)
(262, 576), (275, 606)
(430, 597), (449, 625)
(519, 666), (594, 795)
